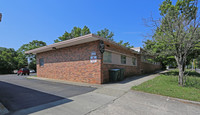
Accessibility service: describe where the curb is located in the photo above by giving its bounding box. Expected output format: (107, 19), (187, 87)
(132, 90), (200, 106)
(170, 97), (200, 106)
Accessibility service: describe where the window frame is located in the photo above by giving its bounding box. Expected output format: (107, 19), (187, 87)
(103, 51), (112, 63)
(132, 57), (137, 66)
(121, 55), (126, 64)
(39, 58), (44, 67)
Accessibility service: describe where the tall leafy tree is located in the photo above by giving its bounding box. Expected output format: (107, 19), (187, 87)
(55, 26), (139, 49)
(118, 40), (134, 48)
(145, 0), (200, 86)
(18, 40), (46, 70)
(54, 26), (91, 43)
(143, 39), (176, 68)
(16, 52), (28, 69)
(0, 48), (21, 73)
(81, 26), (91, 35)
(96, 28), (114, 41)
(18, 40), (47, 53)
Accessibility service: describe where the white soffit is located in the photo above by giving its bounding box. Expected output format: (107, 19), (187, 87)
(25, 34), (98, 54)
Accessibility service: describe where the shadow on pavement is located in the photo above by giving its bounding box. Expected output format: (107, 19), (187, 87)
(0, 81), (72, 114)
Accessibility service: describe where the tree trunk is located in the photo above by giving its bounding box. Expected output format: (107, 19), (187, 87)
(175, 56), (185, 86)
(178, 64), (184, 86)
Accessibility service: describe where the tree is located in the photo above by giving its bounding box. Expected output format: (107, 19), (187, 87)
(118, 40), (134, 48)
(29, 58), (36, 70)
(54, 26), (91, 43)
(81, 26), (91, 35)
(0, 48), (20, 74)
(18, 40), (46, 70)
(96, 28), (114, 41)
(54, 26), (115, 42)
(55, 26), (139, 49)
(16, 52), (28, 69)
(143, 39), (177, 69)
(145, 0), (200, 86)
(18, 40), (47, 53)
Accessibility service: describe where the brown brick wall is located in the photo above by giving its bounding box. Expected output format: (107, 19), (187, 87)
(36, 41), (102, 84)
(36, 40), (161, 84)
(140, 62), (161, 74)
(101, 42), (141, 83)
(101, 41), (161, 83)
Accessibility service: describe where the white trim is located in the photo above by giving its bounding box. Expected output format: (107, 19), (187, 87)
(103, 49), (138, 66)
(132, 57), (137, 66)
(103, 62), (137, 67)
(25, 34), (139, 55)
(105, 49), (137, 58)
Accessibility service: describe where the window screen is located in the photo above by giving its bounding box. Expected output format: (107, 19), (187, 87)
(132, 57), (137, 65)
(39, 58), (44, 66)
(121, 55), (126, 64)
(103, 51), (112, 63)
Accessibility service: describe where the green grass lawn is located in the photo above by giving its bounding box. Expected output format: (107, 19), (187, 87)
(132, 70), (200, 102)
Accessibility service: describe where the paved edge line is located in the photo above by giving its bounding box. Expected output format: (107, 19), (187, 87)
(131, 90), (200, 106)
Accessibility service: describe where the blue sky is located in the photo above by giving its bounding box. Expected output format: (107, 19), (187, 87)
(0, 0), (177, 50)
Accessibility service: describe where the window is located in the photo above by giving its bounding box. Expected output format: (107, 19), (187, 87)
(103, 51), (112, 63)
(121, 55), (126, 64)
(39, 58), (44, 66)
(132, 57), (137, 66)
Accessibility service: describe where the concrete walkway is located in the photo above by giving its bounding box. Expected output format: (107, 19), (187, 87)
(12, 71), (200, 115)
(12, 72), (162, 115)
(89, 91), (200, 115)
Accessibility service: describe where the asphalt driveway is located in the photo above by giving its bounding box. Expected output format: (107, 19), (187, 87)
(0, 74), (96, 114)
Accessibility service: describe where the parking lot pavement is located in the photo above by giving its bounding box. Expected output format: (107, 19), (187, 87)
(0, 74), (96, 114)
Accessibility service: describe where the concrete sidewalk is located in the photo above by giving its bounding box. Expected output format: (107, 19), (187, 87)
(89, 91), (200, 115)
(13, 72), (163, 115)
(12, 70), (200, 115)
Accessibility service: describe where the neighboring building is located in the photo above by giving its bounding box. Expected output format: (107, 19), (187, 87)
(131, 47), (161, 73)
(25, 34), (161, 84)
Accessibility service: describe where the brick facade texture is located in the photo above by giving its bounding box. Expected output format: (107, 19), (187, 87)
(36, 40), (161, 84)
(102, 42), (141, 82)
(37, 41), (102, 84)
(140, 62), (161, 74)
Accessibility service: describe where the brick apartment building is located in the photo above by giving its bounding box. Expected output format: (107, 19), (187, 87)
(25, 34), (161, 84)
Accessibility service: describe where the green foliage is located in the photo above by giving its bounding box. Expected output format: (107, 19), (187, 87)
(96, 28), (114, 41)
(54, 26), (115, 43)
(132, 70), (200, 102)
(117, 40), (134, 48)
(55, 26), (135, 49)
(29, 58), (36, 70)
(18, 40), (46, 71)
(18, 40), (46, 53)
(143, 0), (199, 85)
(143, 39), (176, 68)
(0, 47), (6, 51)
(16, 52), (28, 69)
(153, 0), (199, 57)
(0, 40), (46, 74)
(0, 48), (27, 74)
(54, 26), (91, 43)
(159, 0), (197, 19)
